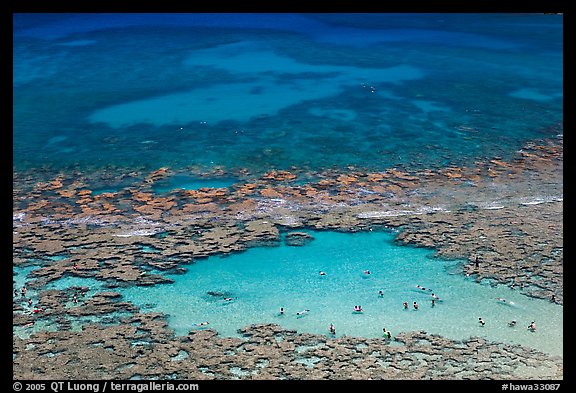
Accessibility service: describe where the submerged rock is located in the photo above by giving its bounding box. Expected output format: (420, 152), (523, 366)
(284, 232), (314, 247)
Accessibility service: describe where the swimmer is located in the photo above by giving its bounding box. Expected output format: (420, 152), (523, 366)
(329, 323), (336, 335)
(363, 270), (371, 275)
(479, 317), (485, 326)
(413, 302), (419, 310)
(508, 320), (517, 327)
(279, 307), (284, 315)
(431, 293), (439, 300)
(383, 328), (392, 339)
(296, 309), (310, 316)
(192, 321), (209, 327)
(354, 305), (363, 312)
(378, 290), (384, 298)
(403, 302), (409, 310)
(319, 271), (326, 276)
(431, 298), (435, 307)
(223, 297), (234, 301)
(496, 297), (515, 306)
(27, 298), (33, 307)
(21, 286), (27, 297)
(528, 321), (536, 332)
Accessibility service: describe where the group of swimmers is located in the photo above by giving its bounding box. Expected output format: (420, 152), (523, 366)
(13, 286), (44, 327)
(403, 301), (421, 310)
(319, 269), (371, 276)
(327, 323), (392, 340)
(14, 286), (27, 298)
(279, 307), (310, 316)
(329, 324), (393, 340)
(478, 317), (537, 331)
(180, 278), (540, 337)
(413, 285), (441, 305)
(509, 319), (537, 332)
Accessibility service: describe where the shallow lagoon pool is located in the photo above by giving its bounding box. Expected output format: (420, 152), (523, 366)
(120, 230), (563, 357)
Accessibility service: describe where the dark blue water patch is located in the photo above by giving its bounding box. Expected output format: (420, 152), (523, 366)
(151, 174), (238, 194)
(13, 14), (330, 40)
(311, 14), (562, 50)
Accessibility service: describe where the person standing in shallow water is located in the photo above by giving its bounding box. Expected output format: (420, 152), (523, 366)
(383, 328), (392, 339)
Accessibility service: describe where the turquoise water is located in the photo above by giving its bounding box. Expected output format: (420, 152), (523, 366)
(119, 230), (562, 356)
(13, 13), (562, 174)
(13, 230), (563, 356)
(16, 229), (563, 356)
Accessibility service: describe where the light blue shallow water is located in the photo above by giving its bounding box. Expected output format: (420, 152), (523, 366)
(14, 230), (563, 356)
(118, 230), (562, 356)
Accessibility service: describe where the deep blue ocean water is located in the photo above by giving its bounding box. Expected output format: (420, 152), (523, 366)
(13, 13), (563, 174)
